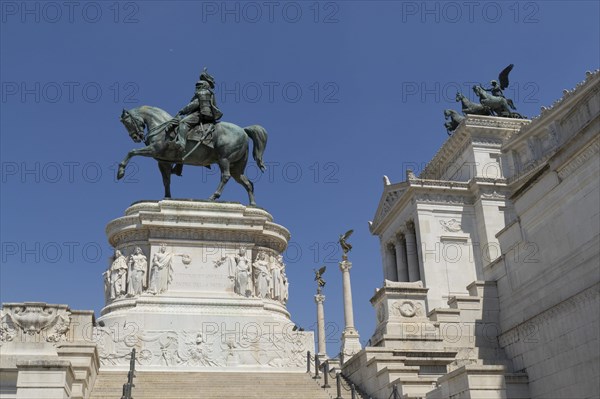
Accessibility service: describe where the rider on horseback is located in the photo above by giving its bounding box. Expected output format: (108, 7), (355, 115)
(485, 80), (505, 98)
(174, 68), (223, 156)
(483, 79), (516, 110)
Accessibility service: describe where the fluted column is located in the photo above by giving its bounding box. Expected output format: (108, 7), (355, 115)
(314, 293), (327, 361)
(339, 256), (361, 363)
(405, 221), (421, 282)
(380, 241), (396, 281)
(393, 233), (409, 282)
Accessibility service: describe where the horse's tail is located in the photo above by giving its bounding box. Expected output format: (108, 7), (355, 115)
(244, 125), (268, 172)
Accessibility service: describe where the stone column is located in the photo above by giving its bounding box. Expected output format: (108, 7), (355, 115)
(339, 256), (361, 364)
(393, 234), (409, 282)
(405, 221), (421, 282)
(314, 292), (327, 361)
(380, 242), (397, 281)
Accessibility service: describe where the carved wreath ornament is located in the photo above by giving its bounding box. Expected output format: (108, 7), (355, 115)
(392, 300), (423, 318)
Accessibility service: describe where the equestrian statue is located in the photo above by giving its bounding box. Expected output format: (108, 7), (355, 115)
(116, 68), (267, 206)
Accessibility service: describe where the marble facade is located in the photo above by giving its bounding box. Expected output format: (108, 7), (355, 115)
(344, 70), (599, 399)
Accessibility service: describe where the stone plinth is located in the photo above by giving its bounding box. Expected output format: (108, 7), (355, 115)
(369, 280), (433, 346)
(15, 360), (74, 399)
(96, 200), (313, 371)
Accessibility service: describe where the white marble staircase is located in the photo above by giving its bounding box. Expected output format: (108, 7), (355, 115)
(342, 281), (531, 399)
(89, 371), (334, 399)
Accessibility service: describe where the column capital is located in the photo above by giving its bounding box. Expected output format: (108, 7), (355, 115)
(406, 220), (415, 232)
(394, 232), (405, 244)
(314, 293), (326, 304)
(339, 259), (352, 272)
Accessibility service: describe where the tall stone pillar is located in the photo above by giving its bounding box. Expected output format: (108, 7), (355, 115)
(405, 221), (421, 282)
(380, 242), (396, 281)
(314, 292), (327, 361)
(339, 256), (361, 363)
(393, 234), (409, 282)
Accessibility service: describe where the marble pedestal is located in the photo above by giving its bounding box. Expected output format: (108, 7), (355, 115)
(95, 200), (313, 371)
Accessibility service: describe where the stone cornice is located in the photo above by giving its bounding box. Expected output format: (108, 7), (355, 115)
(370, 281), (429, 305)
(556, 136), (600, 180)
(504, 70), (599, 150)
(107, 200), (290, 252)
(468, 178), (510, 201)
(420, 115), (530, 181)
(370, 179), (475, 235)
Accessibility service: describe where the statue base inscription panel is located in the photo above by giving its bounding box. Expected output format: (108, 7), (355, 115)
(95, 200), (313, 371)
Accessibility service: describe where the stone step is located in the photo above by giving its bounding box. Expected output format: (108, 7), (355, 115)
(427, 307), (461, 322)
(90, 371), (333, 399)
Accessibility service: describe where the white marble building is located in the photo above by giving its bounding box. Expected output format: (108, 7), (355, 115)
(343, 70), (599, 398)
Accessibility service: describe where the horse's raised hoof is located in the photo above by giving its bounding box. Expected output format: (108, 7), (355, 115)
(117, 167), (125, 180)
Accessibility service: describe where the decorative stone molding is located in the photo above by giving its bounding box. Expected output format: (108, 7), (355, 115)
(517, 70), (599, 134)
(94, 326), (311, 369)
(392, 300), (424, 318)
(108, 200), (290, 253)
(413, 193), (475, 205)
(556, 137), (600, 180)
(439, 219), (462, 232)
(0, 303), (71, 344)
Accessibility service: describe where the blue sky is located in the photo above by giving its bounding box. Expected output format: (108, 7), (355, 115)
(1, 1), (599, 357)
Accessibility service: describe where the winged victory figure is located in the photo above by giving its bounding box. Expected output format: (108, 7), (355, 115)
(339, 229), (354, 255)
(485, 64), (517, 110)
(314, 266), (327, 292)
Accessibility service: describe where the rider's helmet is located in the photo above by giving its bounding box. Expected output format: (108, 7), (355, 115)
(199, 67), (216, 89)
(490, 80), (498, 86)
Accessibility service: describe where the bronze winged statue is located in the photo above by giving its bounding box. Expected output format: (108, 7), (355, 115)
(339, 229), (354, 255)
(314, 266), (326, 292)
(472, 64), (524, 118)
(443, 64), (525, 134)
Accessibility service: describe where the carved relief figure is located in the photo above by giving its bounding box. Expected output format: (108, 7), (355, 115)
(149, 244), (174, 295)
(127, 247), (148, 296)
(102, 270), (111, 304)
(270, 254), (283, 301)
(234, 247), (252, 297)
(281, 271), (289, 303)
(109, 250), (129, 299)
(253, 251), (271, 298)
(214, 252), (237, 281)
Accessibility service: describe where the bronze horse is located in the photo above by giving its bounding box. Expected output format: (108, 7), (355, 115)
(118, 105), (267, 206)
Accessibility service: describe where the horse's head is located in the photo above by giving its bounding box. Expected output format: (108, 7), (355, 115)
(455, 92), (463, 102)
(444, 109), (452, 119)
(120, 108), (145, 143)
(472, 85), (484, 97)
